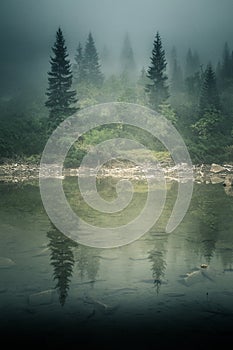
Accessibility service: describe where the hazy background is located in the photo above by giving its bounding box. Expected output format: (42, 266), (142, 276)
(0, 0), (233, 95)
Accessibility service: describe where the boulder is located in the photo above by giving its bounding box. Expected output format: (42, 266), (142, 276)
(210, 163), (225, 173)
(224, 186), (233, 197)
(210, 176), (224, 184)
(224, 175), (233, 187)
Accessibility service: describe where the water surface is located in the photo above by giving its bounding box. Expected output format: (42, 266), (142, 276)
(0, 177), (233, 347)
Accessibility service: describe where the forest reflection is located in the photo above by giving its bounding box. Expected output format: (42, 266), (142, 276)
(46, 179), (233, 304)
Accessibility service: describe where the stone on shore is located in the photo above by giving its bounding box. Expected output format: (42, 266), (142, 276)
(224, 175), (233, 186)
(210, 163), (225, 173)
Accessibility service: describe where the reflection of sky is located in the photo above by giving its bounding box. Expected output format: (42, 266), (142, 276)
(0, 0), (233, 93)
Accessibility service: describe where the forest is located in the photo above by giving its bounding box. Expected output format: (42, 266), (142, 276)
(0, 27), (233, 165)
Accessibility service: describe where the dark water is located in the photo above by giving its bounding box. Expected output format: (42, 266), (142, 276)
(0, 177), (233, 348)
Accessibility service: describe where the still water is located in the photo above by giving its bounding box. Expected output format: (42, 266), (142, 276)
(0, 177), (233, 347)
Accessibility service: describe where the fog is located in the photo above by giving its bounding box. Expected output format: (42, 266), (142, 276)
(0, 0), (233, 95)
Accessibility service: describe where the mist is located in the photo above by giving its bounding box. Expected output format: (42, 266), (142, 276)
(0, 0), (233, 95)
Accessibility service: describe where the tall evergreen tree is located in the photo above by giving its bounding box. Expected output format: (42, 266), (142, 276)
(170, 46), (183, 92)
(100, 45), (112, 76)
(73, 42), (86, 84)
(199, 63), (220, 114)
(146, 31), (169, 109)
(45, 28), (77, 128)
(84, 32), (104, 87)
(220, 42), (232, 88)
(185, 48), (200, 78)
(120, 33), (136, 79)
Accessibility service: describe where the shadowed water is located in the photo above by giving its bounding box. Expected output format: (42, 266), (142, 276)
(0, 177), (233, 347)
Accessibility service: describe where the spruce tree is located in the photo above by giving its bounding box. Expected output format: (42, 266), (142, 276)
(73, 42), (86, 84)
(120, 33), (136, 79)
(170, 46), (183, 92)
(199, 63), (220, 114)
(45, 28), (77, 129)
(185, 48), (200, 78)
(221, 42), (232, 88)
(146, 31), (169, 109)
(100, 45), (112, 76)
(84, 32), (104, 87)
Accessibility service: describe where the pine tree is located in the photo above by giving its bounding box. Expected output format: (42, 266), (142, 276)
(73, 42), (85, 84)
(216, 60), (222, 87)
(120, 33), (136, 79)
(221, 42), (232, 88)
(170, 46), (183, 92)
(84, 32), (104, 87)
(45, 28), (77, 129)
(185, 48), (200, 78)
(199, 63), (220, 114)
(47, 225), (77, 306)
(146, 31), (169, 109)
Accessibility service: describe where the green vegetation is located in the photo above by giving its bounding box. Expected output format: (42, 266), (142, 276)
(45, 28), (78, 130)
(146, 32), (169, 109)
(0, 28), (232, 165)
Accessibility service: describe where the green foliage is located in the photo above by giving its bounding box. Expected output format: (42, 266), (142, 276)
(0, 114), (47, 158)
(185, 71), (202, 103)
(73, 42), (86, 84)
(120, 33), (136, 79)
(45, 27), (78, 129)
(146, 32), (169, 109)
(1, 31), (233, 166)
(199, 63), (220, 114)
(158, 103), (177, 125)
(185, 48), (200, 78)
(83, 32), (104, 87)
(170, 46), (184, 92)
(192, 110), (222, 139)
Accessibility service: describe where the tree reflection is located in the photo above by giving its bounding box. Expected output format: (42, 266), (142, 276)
(47, 224), (77, 306)
(47, 224), (101, 305)
(75, 245), (100, 283)
(148, 237), (167, 294)
(219, 248), (233, 270)
(189, 184), (220, 264)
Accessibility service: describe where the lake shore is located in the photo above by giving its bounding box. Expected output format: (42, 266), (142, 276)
(0, 159), (233, 186)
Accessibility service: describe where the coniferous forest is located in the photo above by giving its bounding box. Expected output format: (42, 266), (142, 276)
(0, 13), (233, 165)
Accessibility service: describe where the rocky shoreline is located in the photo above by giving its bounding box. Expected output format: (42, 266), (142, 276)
(0, 160), (233, 188)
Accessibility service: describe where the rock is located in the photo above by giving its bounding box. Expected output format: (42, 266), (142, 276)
(210, 163), (225, 173)
(180, 267), (215, 286)
(0, 257), (15, 268)
(200, 264), (208, 268)
(224, 186), (233, 197)
(210, 176), (224, 184)
(28, 290), (54, 306)
(224, 175), (233, 187)
(183, 270), (204, 286)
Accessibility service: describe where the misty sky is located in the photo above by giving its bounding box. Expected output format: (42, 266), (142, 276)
(0, 0), (233, 95)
